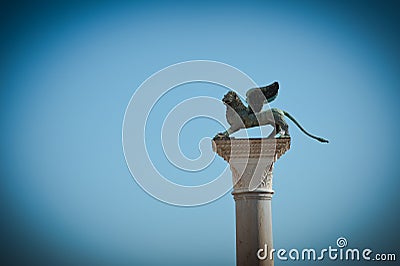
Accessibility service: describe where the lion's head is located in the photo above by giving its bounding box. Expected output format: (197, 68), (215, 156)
(223, 91), (240, 106)
(222, 91), (247, 112)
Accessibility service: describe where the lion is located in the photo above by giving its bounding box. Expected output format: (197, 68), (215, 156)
(214, 90), (329, 143)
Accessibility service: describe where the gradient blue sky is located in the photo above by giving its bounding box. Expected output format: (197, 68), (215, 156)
(1, 1), (399, 265)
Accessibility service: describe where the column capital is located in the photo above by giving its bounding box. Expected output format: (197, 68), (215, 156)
(213, 138), (290, 194)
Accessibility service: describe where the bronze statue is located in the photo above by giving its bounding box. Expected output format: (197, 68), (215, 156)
(214, 82), (329, 143)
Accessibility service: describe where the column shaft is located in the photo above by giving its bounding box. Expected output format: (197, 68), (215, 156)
(234, 192), (273, 266)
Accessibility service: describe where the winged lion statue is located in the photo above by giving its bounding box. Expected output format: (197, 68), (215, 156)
(214, 81), (329, 143)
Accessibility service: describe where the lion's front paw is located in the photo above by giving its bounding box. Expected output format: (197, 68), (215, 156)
(213, 132), (230, 140)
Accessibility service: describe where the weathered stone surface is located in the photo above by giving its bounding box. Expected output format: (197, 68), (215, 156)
(212, 138), (290, 193)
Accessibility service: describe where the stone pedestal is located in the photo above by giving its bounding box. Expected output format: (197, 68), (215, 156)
(213, 138), (290, 266)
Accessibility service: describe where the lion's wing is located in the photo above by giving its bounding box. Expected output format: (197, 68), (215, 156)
(246, 81), (279, 113)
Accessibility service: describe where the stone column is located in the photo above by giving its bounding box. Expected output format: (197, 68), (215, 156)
(213, 138), (290, 266)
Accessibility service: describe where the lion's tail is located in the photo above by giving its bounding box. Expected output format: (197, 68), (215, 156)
(283, 111), (329, 143)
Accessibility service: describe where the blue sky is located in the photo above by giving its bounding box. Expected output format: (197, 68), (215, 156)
(1, 1), (399, 265)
